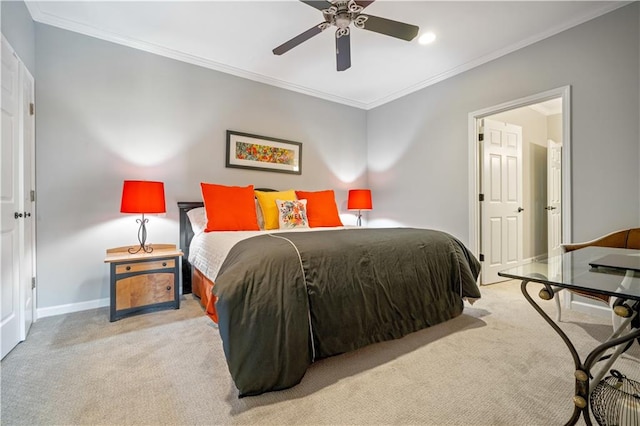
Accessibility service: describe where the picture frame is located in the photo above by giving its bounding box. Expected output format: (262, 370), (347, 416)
(226, 130), (302, 175)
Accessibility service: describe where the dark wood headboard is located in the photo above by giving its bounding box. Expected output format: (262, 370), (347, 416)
(178, 201), (204, 294)
(178, 188), (276, 294)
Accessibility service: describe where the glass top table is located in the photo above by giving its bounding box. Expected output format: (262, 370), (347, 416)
(499, 246), (640, 301)
(499, 247), (640, 426)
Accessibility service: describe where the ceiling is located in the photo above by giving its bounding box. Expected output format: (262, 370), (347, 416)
(26, 1), (627, 110)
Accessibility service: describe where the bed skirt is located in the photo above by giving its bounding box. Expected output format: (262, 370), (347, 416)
(192, 267), (218, 323)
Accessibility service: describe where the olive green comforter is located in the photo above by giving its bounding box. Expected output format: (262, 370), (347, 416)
(213, 228), (481, 397)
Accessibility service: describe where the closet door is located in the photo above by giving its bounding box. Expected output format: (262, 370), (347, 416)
(1, 35), (22, 359)
(1, 35), (36, 359)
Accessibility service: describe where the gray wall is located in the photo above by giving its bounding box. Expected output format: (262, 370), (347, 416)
(35, 24), (367, 310)
(367, 3), (640, 246)
(1, 0), (35, 74)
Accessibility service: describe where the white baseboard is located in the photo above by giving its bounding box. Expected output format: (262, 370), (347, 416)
(37, 297), (109, 319)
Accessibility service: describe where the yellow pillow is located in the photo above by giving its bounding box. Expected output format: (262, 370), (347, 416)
(255, 190), (297, 230)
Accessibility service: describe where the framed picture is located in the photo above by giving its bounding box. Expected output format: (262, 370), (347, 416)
(226, 130), (302, 175)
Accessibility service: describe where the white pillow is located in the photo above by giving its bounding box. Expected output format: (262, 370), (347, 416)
(276, 199), (309, 229)
(186, 207), (207, 235)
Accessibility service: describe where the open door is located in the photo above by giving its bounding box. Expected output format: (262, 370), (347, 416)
(480, 118), (524, 283)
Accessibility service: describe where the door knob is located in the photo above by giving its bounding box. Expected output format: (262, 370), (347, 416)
(517, 207), (524, 212)
(24, 212), (31, 217)
(14, 212), (23, 219)
(545, 206), (557, 211)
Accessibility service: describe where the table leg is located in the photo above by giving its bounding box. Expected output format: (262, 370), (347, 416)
(520, 279), (640, 426)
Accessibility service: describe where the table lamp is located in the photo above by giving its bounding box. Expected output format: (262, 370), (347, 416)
(120, 180), (166, 254)
(347, 189), (372, 227)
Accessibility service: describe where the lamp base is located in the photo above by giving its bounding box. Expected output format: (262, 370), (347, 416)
(128, 244), (153, 254)
(128, 214), (154, 254)
(356, 210), (362, 227)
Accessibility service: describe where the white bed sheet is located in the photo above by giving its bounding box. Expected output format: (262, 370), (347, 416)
(188, 226), (352, 283)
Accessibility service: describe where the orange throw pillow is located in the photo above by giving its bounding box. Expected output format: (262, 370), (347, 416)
(200, 183), (260, 231)
(295, 190), (343, 228)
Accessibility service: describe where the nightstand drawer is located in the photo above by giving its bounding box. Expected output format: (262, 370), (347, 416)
(115, 259), (175, 274)
(116, 273), (175, 310)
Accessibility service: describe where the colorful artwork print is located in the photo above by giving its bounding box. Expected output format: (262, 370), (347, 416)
(226, 131), (302, 175)
(235, 142), (296, 166)
(276, 199), (309, 229)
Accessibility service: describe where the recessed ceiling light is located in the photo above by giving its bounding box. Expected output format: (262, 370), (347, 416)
(419, 32), (436, 45)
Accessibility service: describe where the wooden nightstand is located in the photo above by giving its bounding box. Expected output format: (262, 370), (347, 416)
(104, 244), (182, 322)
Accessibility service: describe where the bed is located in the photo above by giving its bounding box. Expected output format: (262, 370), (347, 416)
(178, 196), (481, 397)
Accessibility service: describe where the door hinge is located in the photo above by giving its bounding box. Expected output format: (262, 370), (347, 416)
(479, 193), (484, 202)
(478, 133), (484, 142)
(29, 103), (35, 116)
(479, 254), (484, 262)
(31, 277), (36, 289)
(30, 190), (35, 202)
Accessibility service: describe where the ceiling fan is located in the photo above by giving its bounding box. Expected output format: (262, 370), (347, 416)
(272, 0), (419, 72)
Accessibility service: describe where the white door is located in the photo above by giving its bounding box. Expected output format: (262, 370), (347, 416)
(546, 139), (562, 258)
(480, 118), (524, 284)
(20, 64), (35, 338)
(1, 36), (22, 359)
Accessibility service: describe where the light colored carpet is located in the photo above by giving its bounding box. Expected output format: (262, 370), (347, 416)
(2, 280), (638, 425)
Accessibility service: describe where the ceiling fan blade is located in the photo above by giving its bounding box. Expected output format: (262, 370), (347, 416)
(336, 31), (351, 71)
(299, 0), (332, 11)
(353, 0), (375, 10)
(273, 23), (327, 56)
(359, 14), (419, 41)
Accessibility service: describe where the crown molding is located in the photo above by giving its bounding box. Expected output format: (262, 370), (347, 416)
(25, 1), (630, 111)
(364, 1), (631, 109)
(24, 1), (369, 109)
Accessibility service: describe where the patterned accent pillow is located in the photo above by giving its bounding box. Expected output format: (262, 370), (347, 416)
(276, 199), (309, 229)
(255, 190), (297, 230)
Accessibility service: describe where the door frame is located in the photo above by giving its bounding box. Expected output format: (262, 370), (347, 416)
(20, 63), (36, 338)
(467, 86), (572, 271)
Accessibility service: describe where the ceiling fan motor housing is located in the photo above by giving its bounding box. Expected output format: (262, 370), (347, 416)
(323, 0), (365, 31)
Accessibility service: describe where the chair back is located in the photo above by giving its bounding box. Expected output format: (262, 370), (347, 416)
(563, 228), (640, 253)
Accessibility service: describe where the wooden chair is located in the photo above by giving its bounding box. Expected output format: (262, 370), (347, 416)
(558, 228), (640, 329)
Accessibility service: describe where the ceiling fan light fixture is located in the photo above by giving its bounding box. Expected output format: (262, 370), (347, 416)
(324, 5), (338, 15)
(336, 13), (351, 29)
(336, 27), (350, 38)
(353, 15), (368, 29)
(347, 0), (364, 14)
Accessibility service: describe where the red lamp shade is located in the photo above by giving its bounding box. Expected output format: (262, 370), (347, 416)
(120, 180), (166, 214)
(347, 189), (373, 211)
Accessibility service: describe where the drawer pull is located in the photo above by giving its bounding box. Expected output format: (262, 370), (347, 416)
(166, 286), (172, 291)
(162, 262), (167, 267)
(126, 266), (131, 271)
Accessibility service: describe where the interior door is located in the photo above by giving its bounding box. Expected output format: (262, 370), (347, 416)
(20, 64), (35, 338)
(480, 118), (524, 283)
(1, 36), (22, 359)
(546, 139), (562, 258)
